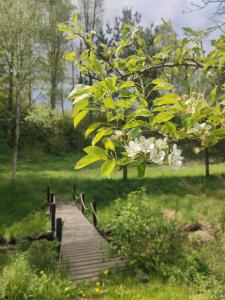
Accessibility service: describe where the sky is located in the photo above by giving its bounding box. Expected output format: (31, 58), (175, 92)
(104, 0), (221, 39)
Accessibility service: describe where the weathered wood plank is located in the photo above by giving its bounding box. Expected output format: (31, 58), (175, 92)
(56, 202), (124, 282)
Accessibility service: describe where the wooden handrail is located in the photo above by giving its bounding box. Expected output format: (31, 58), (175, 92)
(80, 192), (88, 213)
(72, 185), (80, 201)
(91, 201), (98, 227)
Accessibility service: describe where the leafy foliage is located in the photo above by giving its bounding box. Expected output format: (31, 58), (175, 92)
(0, 255), (76, 300)
(59, 16), (225, 177)
(107, 190), (184, 272)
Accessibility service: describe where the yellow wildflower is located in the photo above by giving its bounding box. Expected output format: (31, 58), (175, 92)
(96, 281), (100, 287)
(103, 269), (109, 276)
(95, 287), (101, 293)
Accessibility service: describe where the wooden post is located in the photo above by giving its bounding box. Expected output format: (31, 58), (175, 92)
(51, 202), (56, 237)
(205, 148), (210, 177)
(92, 200), (97, 227)
(47, 186), (50, 205)
(80, 192), (85, 214)
(56, 218), (63, 242)
(50, 192), (55, 214)
(72, 185), (76, 200)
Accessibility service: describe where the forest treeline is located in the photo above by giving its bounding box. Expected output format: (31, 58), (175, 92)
(0, 0), (224, 182)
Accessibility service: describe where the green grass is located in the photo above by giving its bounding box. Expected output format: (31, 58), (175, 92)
(0, 151), (224, 298)
(0, 151), (224, 230)
(77, 272), (207, 300)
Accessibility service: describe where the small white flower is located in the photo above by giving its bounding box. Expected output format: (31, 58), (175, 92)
(125, 140), (141, 158)
(168, 144), (183, 169)
(150, 148), (165, 164)
(114, 130), (123, 137)
(188, 122), (211, 136)
(155, 137), (168, 150)
(139, 136), (155, 154)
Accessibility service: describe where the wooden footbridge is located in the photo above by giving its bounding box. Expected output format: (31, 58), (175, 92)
(47, 187), (124, 283)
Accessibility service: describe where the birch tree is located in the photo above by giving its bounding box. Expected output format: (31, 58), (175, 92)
(0, 0), (40, 183)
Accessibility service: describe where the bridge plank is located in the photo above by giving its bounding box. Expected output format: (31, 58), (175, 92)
(56, 202), (124, 282)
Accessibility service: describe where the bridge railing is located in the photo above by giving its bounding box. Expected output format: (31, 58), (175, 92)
(46, 186), (63, 260)
(72, 185), (98, 228)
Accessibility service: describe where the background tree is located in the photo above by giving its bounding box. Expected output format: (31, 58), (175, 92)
(0, 0), (42, 183)
(39, 0), (74, 109)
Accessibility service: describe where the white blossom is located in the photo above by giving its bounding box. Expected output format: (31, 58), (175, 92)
(188, 123), (212, 136)
(150, 148), (165, 164)
(155, 138), (168, 150)
(114, 130), (123, 137)
(125, 136), (183, 169)
(139, 136), (155, 154)
(125, 139), (142, 158)
(168, 144), (183, 169)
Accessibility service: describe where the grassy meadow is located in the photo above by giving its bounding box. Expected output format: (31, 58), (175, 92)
(0, 150), (225, 299)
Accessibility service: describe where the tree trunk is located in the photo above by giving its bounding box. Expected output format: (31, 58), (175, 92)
(12, 79), (21, 184)
(123, 165), (128, 180)
(28, 79), (32, 107)
(8, 56), (14, 146)
(71, 62), (75, 89)
(50, 75), (57, 109)
(204, 148), (210, 177)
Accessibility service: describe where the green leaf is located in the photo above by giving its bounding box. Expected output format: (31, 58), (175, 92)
(84, 146), (107, 160)
(101, 160), (116, 177)
(209, 85), (218, 103)
(73, 93), (90, 104)
(69, 84), (91, 99)
(92, 128), (113, 145)
(64, 51), (76, 62)
(124, 120), (149, 129)
(74, 110), (88, 128)
(117, 107), (125, 120)
(119, 81), (135, 89)
(103, 77), (117, 92)
(117, 157), (134, 166)
(152, 78), (173, 91)
(104, 138), (115, 151)
(75, 155), (101, 169)
(90, 51), (105, 75)
(183, 27), (202, 36)
(154, 94), (179, 106)
(103, 97), (115, 109)
(72, 13), (78, 24)
(85, 122), (101, 138)
(73, 99), (89, 116)
(154, 34), (162, 45)
(137, 163), (146, 178)
(130, 109), (152, 117)
(152, 112), (175, 124)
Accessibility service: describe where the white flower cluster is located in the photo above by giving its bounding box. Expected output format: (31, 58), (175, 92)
(188, 122), (212, 136)
(168, 144), (183, 169)
(125, 136), (183, 169)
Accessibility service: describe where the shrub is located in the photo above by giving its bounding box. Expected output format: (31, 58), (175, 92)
(107, 190), (184, 273)
(26, 240), (58, 273)
(0, 255), (77, 300)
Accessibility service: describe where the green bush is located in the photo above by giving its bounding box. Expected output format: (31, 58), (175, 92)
(26, 240), (58, 273)
(4, 212), (48, 242)
(107, 190), (184, 273)
(0, 255), (77, 300)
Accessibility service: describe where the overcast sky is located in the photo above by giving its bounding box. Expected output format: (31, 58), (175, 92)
(104, 0), (220, 39)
